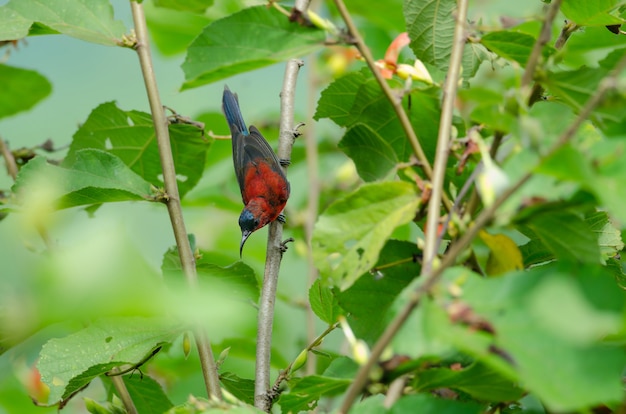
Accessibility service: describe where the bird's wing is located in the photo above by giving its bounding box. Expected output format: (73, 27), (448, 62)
(234, 126), (286, 193)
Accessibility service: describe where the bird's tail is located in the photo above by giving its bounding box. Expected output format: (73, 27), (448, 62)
(222, 85), (248, 135)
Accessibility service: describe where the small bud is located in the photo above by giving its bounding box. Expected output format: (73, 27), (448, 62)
(182, 332), (192, 359)
(396, 60), (433, 84)
(306, 10), (338, 34)
(474, 134), (509, 207)
(352, 340), (370, 366)
(217, 347), (231, 367)
(289, 349), (308, 374)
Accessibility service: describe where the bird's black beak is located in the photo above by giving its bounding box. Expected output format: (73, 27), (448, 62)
(240, 229), (252, 258)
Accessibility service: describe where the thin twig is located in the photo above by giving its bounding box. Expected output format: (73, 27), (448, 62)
(255, 58), (304, 412)
(528, 20), (579, 106)
(0, 139), (18, 180)
(384, 376), (408, 408)
(332, 0), (452, 212)
(421, 0), (469, 276)
(130, 1), (222, 400)
(520, 0), (562, 88)
(337, 47), (626, 414)
(109, 373), (138, 414)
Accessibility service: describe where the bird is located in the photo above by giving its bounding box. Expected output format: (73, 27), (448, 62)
(222, 85), (290, 257)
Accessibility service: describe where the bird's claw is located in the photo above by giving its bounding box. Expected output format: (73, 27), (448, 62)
(292, 122), (305, 138)
(280, 237), (294, 253)
(277, 213), (286, 223)
(279, 158), (291, 167)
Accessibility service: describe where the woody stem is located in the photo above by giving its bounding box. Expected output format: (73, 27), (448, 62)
(254, 58), (304, 412)
(130, 0), (222, 401)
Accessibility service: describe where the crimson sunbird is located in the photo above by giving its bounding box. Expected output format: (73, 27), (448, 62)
(222, 86), (290, 257)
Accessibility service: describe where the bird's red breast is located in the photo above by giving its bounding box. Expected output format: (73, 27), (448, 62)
(241, 161), (290, 225)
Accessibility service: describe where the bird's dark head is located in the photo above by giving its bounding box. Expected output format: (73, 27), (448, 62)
(239, 208), (261, 257)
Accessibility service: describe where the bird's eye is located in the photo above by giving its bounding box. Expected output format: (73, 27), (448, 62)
(254, 219), (260, 227)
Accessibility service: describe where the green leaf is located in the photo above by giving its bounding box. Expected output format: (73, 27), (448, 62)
(0, 6), (32, 40)
(123, 375), (174, 414)
(463, 266), (626, 411)
(543, 51), (626, 127)
(391, 394), (484, 413)
(314, 71), (367, 127)
(315, 71), (442, 179)
(481, 31), (555, 66)
(3, 0), (127, 46)
(145, 1), (212, 56)
(536, 144), (595, 184)
(84, 397), (118, 414)
(0, 64), (51, 119)
(338, 123), (398, 181)
(343, 0), (404, 32)
(278, 357), (359, 413)
(181, 6), (324, 89)
(405, 0), (488, 78)
(220, 372), (255, 405)
(214, 337), (289, 369)
(519, 237), (555, 267)
(13, 150), (153, 209)
(278, 375), (351, 413)
(349, 395), (387, 414)
(308, 279), (342, 325)
(416, 362), (525, 402)
(591, 140), (626, 224)
(312, 182), (421, 290)
(561, 0), (626, 26)
(37, 317), (182, 404)
(162, 247), (259, 303)
(66, 102), (210, 198)
(337, 240), (421, 341)
(153, 0), (213, 13)
(521, 210), (601, 264)
(586, 211), (624, 261)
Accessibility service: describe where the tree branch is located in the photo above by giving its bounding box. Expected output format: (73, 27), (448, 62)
(528, 19), (579, 106)
(332, 0), (452, 211)
(109, 373), (138, 414)
(129, 0), (221, 401)
(0, 139), (18, 180)
(421, 0), (469, 276)
(337, 45), (626, 414)
(255, 58), (304, 412)
(520, 0), (562, 89)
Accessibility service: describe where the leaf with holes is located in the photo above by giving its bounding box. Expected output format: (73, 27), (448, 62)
(37, 317), (182, 404)
(66, 102), (209, 198)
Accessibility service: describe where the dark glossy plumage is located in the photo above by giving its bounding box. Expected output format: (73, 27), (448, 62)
(222, 85), (290, 256)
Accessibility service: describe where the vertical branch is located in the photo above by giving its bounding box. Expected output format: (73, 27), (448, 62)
(255, 58), (304, 412)
(129, 1), (222, 400)
(109, 373), (138, 414)
(520, 0), (563, 89)
(0, 139), (18, 180)
(421, 0), (469, 276)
